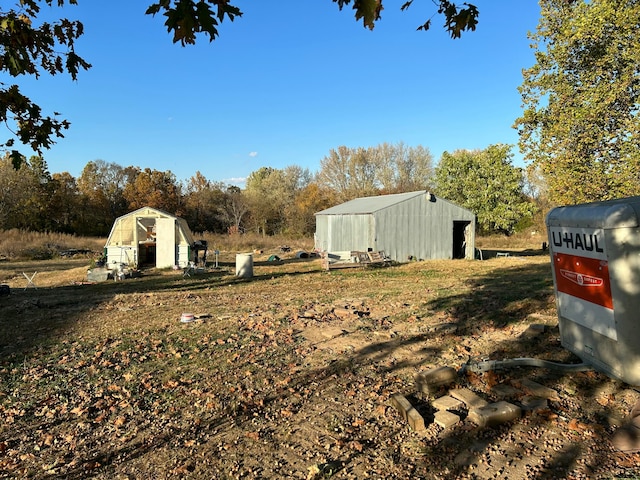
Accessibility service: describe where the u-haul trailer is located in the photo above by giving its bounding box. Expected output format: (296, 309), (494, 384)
(547, 196), (640, 386)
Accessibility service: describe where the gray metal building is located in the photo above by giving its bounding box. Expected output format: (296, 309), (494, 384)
(314, 190), (476, 262)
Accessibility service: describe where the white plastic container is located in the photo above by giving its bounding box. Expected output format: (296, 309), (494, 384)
(235, 253), (254, 278)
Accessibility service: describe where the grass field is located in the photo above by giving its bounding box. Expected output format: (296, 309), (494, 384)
(0, 242), (639, 479)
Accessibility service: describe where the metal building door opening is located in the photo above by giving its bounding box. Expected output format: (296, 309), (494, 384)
(453, 221), (470, 259)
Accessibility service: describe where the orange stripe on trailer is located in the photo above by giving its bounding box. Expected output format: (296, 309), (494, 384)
(553, 252), (613, 310)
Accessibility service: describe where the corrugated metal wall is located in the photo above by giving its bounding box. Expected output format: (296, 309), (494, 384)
(375, 196), (446, 260)
(317, 214), (375, 253)
(315, 193), (475, 262)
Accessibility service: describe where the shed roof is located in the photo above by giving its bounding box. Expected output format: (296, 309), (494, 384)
(113, 206), (178, 221)
(316, 190), (474, 216)
(316, 191), (427, 215)
(106, 206), (195, 246)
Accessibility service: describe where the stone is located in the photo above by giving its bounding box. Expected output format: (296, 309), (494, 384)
(491, 383), (520, 400)
(434, 410), (460, 429)
(468, 401), (521, 428)
(429, 323), (458, 335)
(526, 313), (557, 323)
(523, 323), (547, 337)
(389, 394), (425, 432)
(333, 307), (355, 319)
(520, 395), (548, 412)
(612, 421), (640, 453)
(432, 395), (464, 411)
(513, 378), (560, 401)
(449, 388), (488, 409)
(415, 366), (458, 395)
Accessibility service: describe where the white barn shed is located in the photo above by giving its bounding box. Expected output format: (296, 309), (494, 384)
(105, 207), (195, 269)
(314, 191), (476, 262)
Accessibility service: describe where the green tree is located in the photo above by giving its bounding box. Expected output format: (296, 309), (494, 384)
(0, 153), (53, 230)
(244, 166), (310, 235)
(515, 0), (640, 206)
(20, 155), (54, 230)
(0, 153), (33, 229)
(434, 145), (536, 235)
(48, 171), (80, 233)
(2, 1), (477, 158)
(524, 163), (553, 232)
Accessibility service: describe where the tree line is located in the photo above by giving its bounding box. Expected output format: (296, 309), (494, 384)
(0, 142), (536, 238)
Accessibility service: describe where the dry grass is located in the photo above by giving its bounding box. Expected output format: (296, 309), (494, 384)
(0, 228), (548, 262)
(1, 250), (638, 479)
(195, 232), (314, 255)
(475, 229), (547, 251)
(0, 230), (105, 260)
(0, 230), (315, 261)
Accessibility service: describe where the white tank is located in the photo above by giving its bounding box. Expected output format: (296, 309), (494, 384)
(235, 253), (254, 278)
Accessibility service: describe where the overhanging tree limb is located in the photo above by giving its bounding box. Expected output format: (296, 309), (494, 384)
(145, 0), (479, 43)
(1, 0), (90, 157)
(2, 0), (478, 159)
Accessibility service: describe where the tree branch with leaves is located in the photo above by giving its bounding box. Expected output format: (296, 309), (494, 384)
(146, 0), (478, 45)
(2, 0), (477, 162)
(1, 0), (90, 163)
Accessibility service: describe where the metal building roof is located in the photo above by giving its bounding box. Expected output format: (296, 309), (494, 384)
(316, 191), (429, 215)
(316, 191), (441, 215)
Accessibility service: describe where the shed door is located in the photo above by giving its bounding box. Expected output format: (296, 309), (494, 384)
(156, 218), (176, 268)
(453, 221), (470, 259)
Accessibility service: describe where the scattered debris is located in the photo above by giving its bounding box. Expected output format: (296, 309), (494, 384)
(390, 394), (426, 432)
(434, 410), (461, 429)
(59, 248), (94, 257)
(321, 250), (391, 270)
(449, 387), (489, 409)
(87, 267), (110, 282)
(512, 377), (561, 401)
(179, 313), (211, 323)
(415, 366), (458, 395)
(432, 395), (464, 411)
(468, 401), (522, 428)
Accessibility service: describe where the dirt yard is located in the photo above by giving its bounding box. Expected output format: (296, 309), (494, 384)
(0, 251), (639, 479)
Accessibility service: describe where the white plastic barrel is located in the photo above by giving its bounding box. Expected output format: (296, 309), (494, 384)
(235, 253), (254, 278)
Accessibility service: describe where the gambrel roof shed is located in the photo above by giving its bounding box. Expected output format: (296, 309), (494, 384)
(105, 206), (195, 269)
(314, 190), (476, 262)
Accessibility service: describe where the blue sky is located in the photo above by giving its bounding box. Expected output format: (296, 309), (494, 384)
(18, 1), (541, 186)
